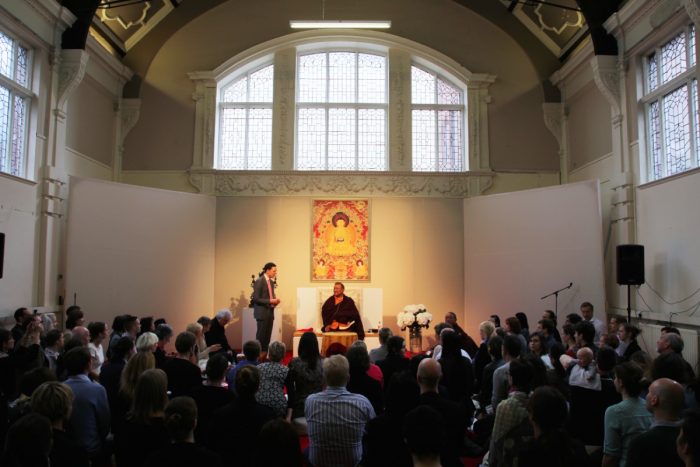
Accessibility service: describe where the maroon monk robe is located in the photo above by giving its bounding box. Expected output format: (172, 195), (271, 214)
(321, 295), (365, 340)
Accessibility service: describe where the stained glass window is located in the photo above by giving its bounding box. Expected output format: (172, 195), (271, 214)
(217, 64), (274, 170)
(0, 30), (31, 178)
(296, 51), (387, 171)
(411, 65), (465, 172)
(644, 25), (699, 180)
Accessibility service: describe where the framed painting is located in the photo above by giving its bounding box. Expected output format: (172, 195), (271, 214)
(311, 199), (370, 281)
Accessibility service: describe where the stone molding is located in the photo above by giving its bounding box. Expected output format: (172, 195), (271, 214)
(188, 170), (495, 198)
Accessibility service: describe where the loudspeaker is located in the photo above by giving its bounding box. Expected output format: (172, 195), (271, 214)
(0, 233), (4, 279)
(617, 244), (644, 285)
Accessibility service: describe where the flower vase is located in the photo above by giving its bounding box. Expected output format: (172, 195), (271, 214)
(409, 325), (423, 353)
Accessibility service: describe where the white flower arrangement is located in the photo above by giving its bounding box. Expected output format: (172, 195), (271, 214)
(397, 304), (432, 330)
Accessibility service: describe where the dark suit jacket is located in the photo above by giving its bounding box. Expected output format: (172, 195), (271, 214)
(418, 391), (467, 467)
(252, 274), (275, 321)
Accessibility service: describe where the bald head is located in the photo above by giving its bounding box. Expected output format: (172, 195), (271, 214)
(646, 378), (685, 419)
(417, 358), (442, 391)
(71, 326), (89, 346)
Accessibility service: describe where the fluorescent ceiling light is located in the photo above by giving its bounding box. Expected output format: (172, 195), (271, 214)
(290, 20), (391, 29)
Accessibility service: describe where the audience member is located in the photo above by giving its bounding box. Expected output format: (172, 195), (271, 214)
(542, 310), (562, 342)
(186, 322), (220, 362)
(11, 308), (31, 344)
(163, 331), (202, 397)
(377, 335), (410, 391)
(136, 331), (158, 353)
(403, 405), (445, 467)
(492, 334), (522, 408)
(569, 347), (601, 390)
(100, 336), (135, 417)
(116, 348), (155, 433)
(438, 330), (475, 417)
(489, 314), (501, 328)
(657, 333), (696, 380)
(474, 320), (496, 392)
(603, 361), (653, 467)
(65, 306), (85, 330)
(346, 340), (383, 414)
(369, 327), (392, 363)
(286, 331), (323, 435)
(154, 324), (173, 368)
(618, 323), (641, 361)
(255, 340), (289, 417)
(31, 381), (89, 467)
(505, 316), (528, 356)
(574, 320), (597, 356)
(39, 312), (57, 336)
(252, 418), (303, 467)
(204, 309), (233, 357)
(87, 321), (108, 375)
(529, 331), (552, 368)
(677, 409), (700, 467)
(306, 355), (375, 467)
(43, 328), (63, 373)
(580, 301), (606, 343)
(445, 311), (479, 357)
(0, 412), (52, 467)
(537, 318), (558, 349)
(146, 396), (223, 467)
(477, 334), (504, 410)
(139, 317), (155, 337)
(227, 339), (260, 390)
(566, 313), (583, 326)
(191, 354), (235, 442)
(14, 314), (47, 374)
(627, 378), (685, 467)
(562, 323), (577, 357)
(515, 312), (531, 344)
(8, 367), (57, 424)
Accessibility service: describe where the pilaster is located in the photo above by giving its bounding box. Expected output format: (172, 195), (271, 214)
(272, 48), (296, 170)
(389, 48), (411, 171)
(188, 72), (217, 170)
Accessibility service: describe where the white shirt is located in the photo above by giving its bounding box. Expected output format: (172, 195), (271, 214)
(88, 342), (105, 374)
(587, 317), (606, 343)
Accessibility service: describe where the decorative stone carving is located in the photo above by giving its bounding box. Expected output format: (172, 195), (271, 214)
(188, 170), (495, 198)
(542, 103), (564, 148)
(120, 99), (141, 139)
(590, 55), (621, 117)
(56, 49), (89, 114)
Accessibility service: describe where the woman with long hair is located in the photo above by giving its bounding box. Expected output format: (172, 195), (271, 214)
(114, 350), (156, 434)
(286, 332), (323, 434)
(618, 323), (641, 362)
(529, 332), (552, 369)
(474, 320), (496, 393)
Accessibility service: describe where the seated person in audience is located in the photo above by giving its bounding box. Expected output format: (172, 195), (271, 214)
(518, 386), (588, 467)
(438, 331), (475, 418)
(627, 378), (685, 467)
(154, 324), (173, 368)
(186, 322), (220, 362)
(163, 331), (202, 397)
(377, 336), (411, 392)
(63, 347), (111, 462)
(568, 347), (601, 391)
(227, 339), (260, 391)
(363, 373), (420, 467)
(115, 369), (170, 467)
(253, 418), (303, 467)
(286, 332), (323, 435)
(677, 409), (700, 467)
(205, 309), (233, 358)
(489, 359), (534, 467)
(347, 340), (384, 415)
(254, 341), (289, 417)
(207, 365), (276, 467)
(139, 317), (156, 337)
(191, 354), (235, 442)
(146, 396), (223, 467)
(321, 282), (365, 339)
(403, 405), (445, 467)
(603, 362), (653, 467)
(87, 322), (108, 376)
(306, 355), (375, 467)
(492, 334), (522, 409)
(0, 412), (52, 467)
(369, 327), (392, 363)
(31, 381), (89, 467)
(445, 311), (479, 358)
(417, 358), (467, 467)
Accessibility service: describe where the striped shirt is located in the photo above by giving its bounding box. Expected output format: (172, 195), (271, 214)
(306, 386), (376, 467)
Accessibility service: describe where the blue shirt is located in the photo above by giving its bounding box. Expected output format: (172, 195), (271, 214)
(64, 374), (111, 455)
(603, 397), (653, 467)
(306, 386), (375, 467)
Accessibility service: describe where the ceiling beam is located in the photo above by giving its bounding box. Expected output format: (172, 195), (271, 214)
(61, 0), (102, 49)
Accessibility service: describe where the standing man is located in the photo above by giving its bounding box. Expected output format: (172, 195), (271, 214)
(580, 301), (606, 344)
(253, 262), (280, 357)
(445, 311), (479, 358)
(321, 282), (364, 340)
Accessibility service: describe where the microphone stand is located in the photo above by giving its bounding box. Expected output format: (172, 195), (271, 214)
(541, 282), (573, 320)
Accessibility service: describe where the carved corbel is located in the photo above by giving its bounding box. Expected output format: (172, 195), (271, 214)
(56, 49), (89, 115)
(590, 55), (621, 118)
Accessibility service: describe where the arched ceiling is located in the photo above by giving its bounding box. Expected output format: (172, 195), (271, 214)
(61, 0), (625, 97)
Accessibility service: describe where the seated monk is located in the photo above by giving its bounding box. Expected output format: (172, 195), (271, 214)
(322, 282), (365, 340)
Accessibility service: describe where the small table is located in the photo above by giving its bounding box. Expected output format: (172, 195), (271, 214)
(320, 331), (358, 356)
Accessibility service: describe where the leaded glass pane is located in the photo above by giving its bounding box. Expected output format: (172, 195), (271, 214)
(0, 86), (9, 173)
(690, 25), (696, 66)
(647, 53), (658, 92)
(648, 101), (662, 180)
(16, 46), (28, 87)
(661, 31), (687, 84)
(327, 108), (356, 170)
(663, 85), (692, 176)
(412, 66), (435, 104)
(438, 110), (463, 171)
(437, 79), (460, 105)
(10, 94), (25, 176)
(358, 54), (385, 104)
(246, 107), (272, 169)
(694, 79), (700, 166)
(219, 108), (247, 169)
(412, 109), (436, 171)
(297, 108), (326, 170)
(358, 109), (386, 170)
(0, 32), (13, 80)
(299, 54), (327, 103)
(222, 78), (247, 103)
(328, 52), (356, 103)
(248, 65), (274, 103)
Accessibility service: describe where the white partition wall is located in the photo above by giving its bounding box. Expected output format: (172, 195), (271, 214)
(463, 180), (605, 337)
(361, 288), (383, 330)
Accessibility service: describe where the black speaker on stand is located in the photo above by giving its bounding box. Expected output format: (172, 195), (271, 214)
(617, 244), (645, 323)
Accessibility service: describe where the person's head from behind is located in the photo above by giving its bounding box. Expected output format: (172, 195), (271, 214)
(2, 413), (52, 466)
(678, 409), (700, 466)
(140, 317), (155, 335)
(323, 354), (350, 388)
(487, 335), (503, 360)
(235, 365), (261, 399)
(131, 368), (168, 424)
(646, 378), (685, 419)
(120, 350), (156, 399)
(298, 331), (320, 367)
(651, 352), (689, 384)
(566, 313), (582, 326)
(385, 372), (420, 417)
(267, 341), (286, 363)
(542, 310), (557, 324)
(18, 368), (58, 398)
(65, 307), (85, 330)
(136, 332), (158, 352)
(502, 334), (522, 361)
(378, 327), (393, 345)
(489, 314), (501, 328)
(574, 320), (595, 346)
(255, 418), (303, 467)
(508, 358), (533, 393)
(403, 406), (445, 464)
(174, 331), (196, 358)
(504, 316), (521, 335)
(243, 340), (262, 362)
(515, 312), (529, 330)
(433, 322), (452, 340)
(386, 336), (406, 356)
(614, 361), (644, 397)
(197, 316), (211, 333)
(661, 326), (681, 336)
(440, 329), (462, 358)
(31, 381), (73, 427)
(64, 346), (92, 377)
(205, 354), (229, 383)
(347, 341), (370, 373)
(528, 386), (567, 437)
(164, 396), (198, 443)
(156, 324), (174, 345)
(537, 319), (555, 338)
(596, 346), (617, 374)
(445, 311), (458, 326)
(416, 357), (442, 392)
(215, 309), (232, 327)
(113, 336), (136, 362)
(479, 320), (496, 341)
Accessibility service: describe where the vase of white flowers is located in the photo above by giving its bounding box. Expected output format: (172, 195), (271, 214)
(397, 304), (432, 353)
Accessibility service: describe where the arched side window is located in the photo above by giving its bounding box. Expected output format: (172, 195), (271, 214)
(296, 51), (387, 171)
(217, 63), (274, 170)
(411, 65), (465, 172)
